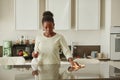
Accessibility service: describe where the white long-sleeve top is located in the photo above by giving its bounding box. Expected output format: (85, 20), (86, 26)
(34, 33), (72, 64)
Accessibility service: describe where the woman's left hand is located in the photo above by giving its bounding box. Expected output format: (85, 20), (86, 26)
(68, 58), (85, 71)
(68, 58), (77, 66)
(70, 61), (80, 68)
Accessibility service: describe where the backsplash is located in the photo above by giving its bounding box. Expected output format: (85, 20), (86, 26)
(60, 45), (100, 60)
(0, 45), (100, 59)
(73, 45), (100, 58)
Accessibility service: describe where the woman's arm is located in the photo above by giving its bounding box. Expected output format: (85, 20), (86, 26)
(32, 36), (39, 58)
(59, 35), (73, 60)
(34, 36), (39, 52)
(68, 57), (74, 65)
(59, 35), (81, 67)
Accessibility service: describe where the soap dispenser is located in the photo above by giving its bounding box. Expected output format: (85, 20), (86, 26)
(83, 53), (86, 58)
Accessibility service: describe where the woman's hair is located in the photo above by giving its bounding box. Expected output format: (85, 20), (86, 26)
(42, 11), (54, 24)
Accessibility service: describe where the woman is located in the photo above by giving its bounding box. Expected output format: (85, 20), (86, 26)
(32, 11), (78, 66)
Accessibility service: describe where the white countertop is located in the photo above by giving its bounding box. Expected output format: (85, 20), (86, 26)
(109, 61), (120, 69)
(0, 58), (120, 80)
(0, 57), (120, 69)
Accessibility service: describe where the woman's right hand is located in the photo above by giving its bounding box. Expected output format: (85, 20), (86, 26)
(32, 51), (39, 58)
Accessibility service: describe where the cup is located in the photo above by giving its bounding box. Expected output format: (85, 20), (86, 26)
(91, 51), (98, 58)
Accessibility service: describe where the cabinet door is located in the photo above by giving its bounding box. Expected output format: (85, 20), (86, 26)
(76, 0), (100, 30)
(46, 0), (71, 30)
(15, 0), (39, 30)
(111, 0), (120, 26)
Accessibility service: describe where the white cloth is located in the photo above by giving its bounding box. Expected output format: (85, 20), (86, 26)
(34, 33), (72, 64)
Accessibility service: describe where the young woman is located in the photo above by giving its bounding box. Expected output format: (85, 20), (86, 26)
(32, 11), (77, 66)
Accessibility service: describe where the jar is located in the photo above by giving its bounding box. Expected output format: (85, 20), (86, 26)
(97, 53), (104, 59)
(25, 40), (30, 44)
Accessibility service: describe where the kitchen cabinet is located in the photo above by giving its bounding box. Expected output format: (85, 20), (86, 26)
(76, 0), (100, 30)
(111, 0), (120, 26)
(15, 0), (39, 30)
(46, 0), (71, 30)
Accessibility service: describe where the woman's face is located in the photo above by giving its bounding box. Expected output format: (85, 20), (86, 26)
(43, 21), (54, 34)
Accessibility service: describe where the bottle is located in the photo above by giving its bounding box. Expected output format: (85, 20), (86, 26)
(83, 53), (86, 58)
(24, 36), (30, 45)
(20, 35), (24, 44)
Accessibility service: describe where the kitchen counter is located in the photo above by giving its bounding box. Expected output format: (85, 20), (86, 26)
(0, 60), (120, 80)
(109, 61), (120, 69)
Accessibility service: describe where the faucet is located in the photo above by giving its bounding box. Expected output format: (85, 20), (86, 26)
(71, 42), (79, 55)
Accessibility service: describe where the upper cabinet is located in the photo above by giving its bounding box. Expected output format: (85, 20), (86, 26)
(76, 0), (100, 30)
(15, 0), (39, 30)
(111, 0), (120, 26)
(46, 0), (71, 30)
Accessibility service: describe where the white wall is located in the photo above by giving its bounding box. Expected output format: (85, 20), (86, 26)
(1, 0), (111, 57)
(100, 0), (111, 58)
(0, 0), (102, 46)
(1, 0), (114, 59)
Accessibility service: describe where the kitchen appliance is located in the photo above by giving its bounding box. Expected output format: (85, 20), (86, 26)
(110, 33), (120, 60)
(3, 41), (12, 57)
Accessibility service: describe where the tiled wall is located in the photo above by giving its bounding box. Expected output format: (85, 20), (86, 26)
(73, 45), (100, 58)
(0, 45), (100, 58)
(60, 45), (100, 60)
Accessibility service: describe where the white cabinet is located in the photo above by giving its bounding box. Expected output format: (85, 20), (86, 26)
(46, 0), (71, 30)
(111, 0), (120, 26)
(76, 0), (100, 30)
(15, 0), (39, 30)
